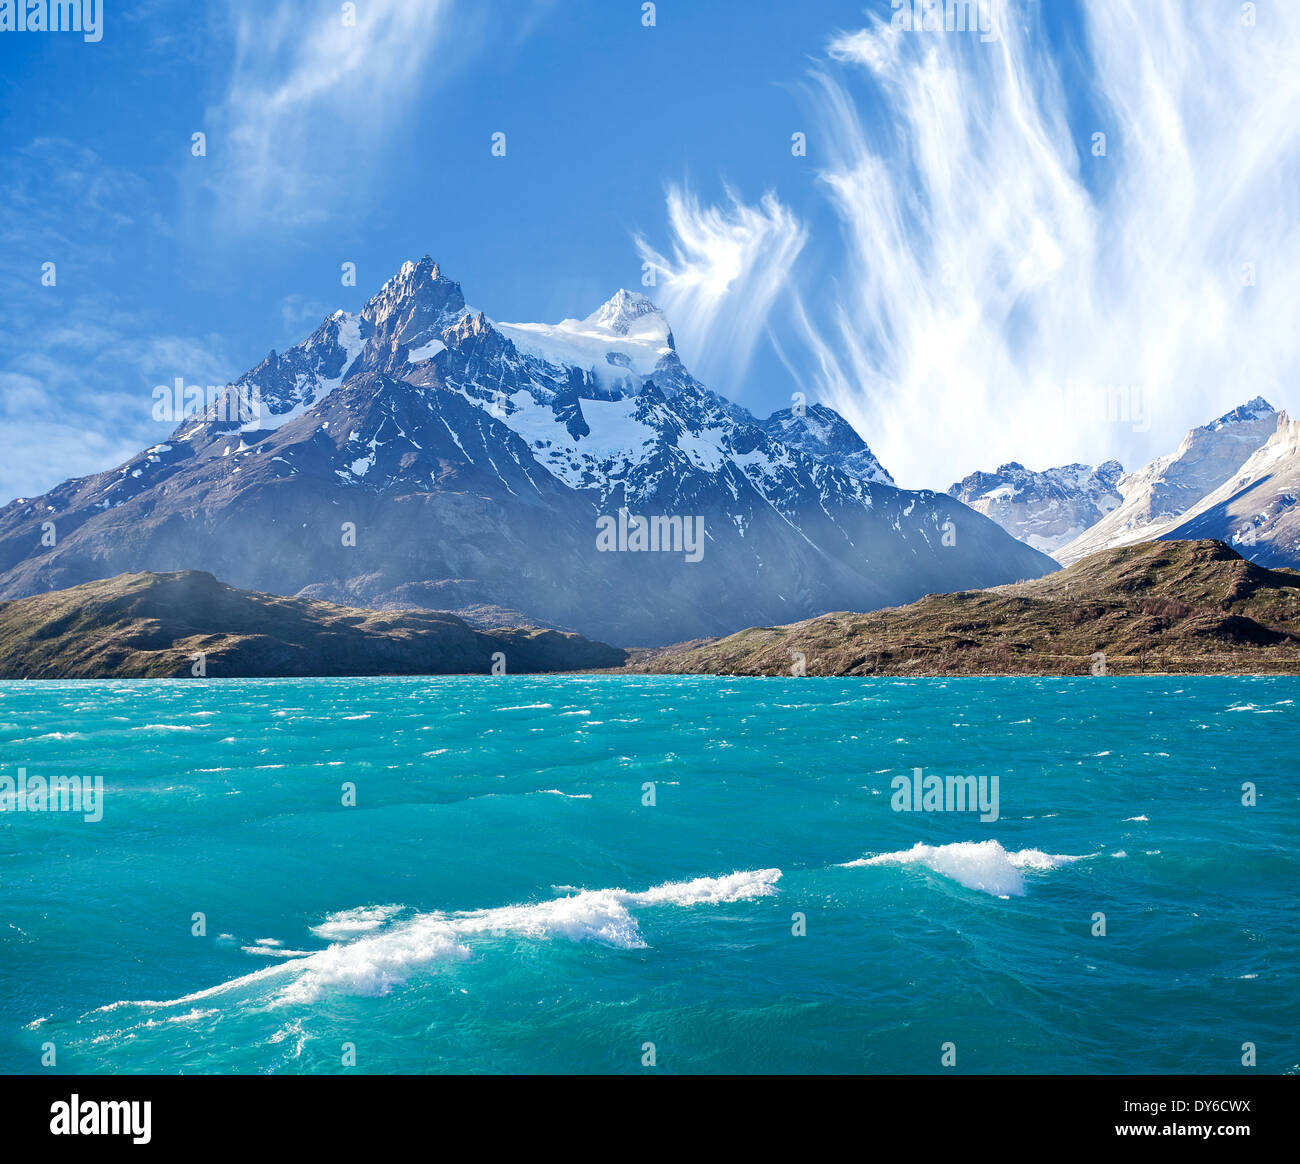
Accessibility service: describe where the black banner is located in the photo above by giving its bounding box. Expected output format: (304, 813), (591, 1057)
(5, 1073), (1290, 1151)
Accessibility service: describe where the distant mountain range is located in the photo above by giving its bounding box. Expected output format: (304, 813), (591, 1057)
(0, 257), (1055, 646)
(948, 460), (1125, 554)
(950, 397), (1299, 569)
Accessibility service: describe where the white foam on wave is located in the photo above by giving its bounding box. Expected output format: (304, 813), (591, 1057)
(309, 904), (404, 940)
(842, 840), (1083, 897)
(97, 868), (782, 1011)
(240, 946), (314, 958)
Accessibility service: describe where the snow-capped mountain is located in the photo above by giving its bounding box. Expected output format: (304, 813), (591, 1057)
(0, 257), (1056, 645)
(947, 460), (1125, 554)
(761, 403), (894, 486)
(494, 288), (673, 383)
(1055, 397), (1279, 565)
(1156, 410), (1300, 568)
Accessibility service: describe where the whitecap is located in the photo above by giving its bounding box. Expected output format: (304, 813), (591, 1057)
(309, 904), (404, 940)
(241, 946), (314, 958)
(842, 840), (1083, 897)
(94, 868), (782, 1010)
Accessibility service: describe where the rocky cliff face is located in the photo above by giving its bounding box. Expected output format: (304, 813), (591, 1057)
(0, 257), (1057, 646)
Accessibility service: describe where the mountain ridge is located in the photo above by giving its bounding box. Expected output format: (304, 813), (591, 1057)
(0, 256), (1057, 646)
(1054, 397), (1280, 564)
(1157, 410), (1300, 566)
(948, 459), (1124, 553)
(949, 396), (1300, 572)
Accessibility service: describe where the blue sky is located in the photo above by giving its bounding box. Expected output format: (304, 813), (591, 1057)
(2, 0), (1298, 503)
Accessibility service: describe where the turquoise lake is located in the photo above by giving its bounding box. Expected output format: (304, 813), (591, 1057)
(1, 675), (1296, 1074)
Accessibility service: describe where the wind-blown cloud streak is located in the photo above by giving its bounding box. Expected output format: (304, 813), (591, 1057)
(635, 187), (807, 394)
(207, 0), (459, 227)
(645, 0), (1300, 489)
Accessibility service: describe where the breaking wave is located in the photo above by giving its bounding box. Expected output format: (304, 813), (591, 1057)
(842, 840), (1084, 897)
(95, 868), (782, 1010)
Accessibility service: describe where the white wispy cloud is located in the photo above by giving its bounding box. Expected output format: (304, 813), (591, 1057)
(635, 186), (807, 393)
(648, 0), (1300, 488)
(0, 139), (232, 504)
(207, 0), (460, 227)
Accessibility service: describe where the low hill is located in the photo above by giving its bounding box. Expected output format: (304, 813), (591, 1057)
(627, 540), (1300, 676)
(0, 571), (625, 679)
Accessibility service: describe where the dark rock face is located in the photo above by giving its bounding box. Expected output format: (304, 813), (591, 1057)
(0, 258), (1057, 646)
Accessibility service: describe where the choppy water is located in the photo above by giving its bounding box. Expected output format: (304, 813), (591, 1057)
(1, 675), (1296, 1074)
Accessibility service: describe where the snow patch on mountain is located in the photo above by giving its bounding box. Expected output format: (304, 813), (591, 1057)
(495, 290), (675, 386)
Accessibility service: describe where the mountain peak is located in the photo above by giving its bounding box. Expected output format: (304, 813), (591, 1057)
(587, 289), (661, 336)
(761, 402), (894, 486)
(0, 253), (1060, 646)
(1208, 396), (1275, 430)
(361, 256), (467, 354)
(494, 288), (673, 382)
(399, 253), (440, 280)
(369, 256), (454, 306)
